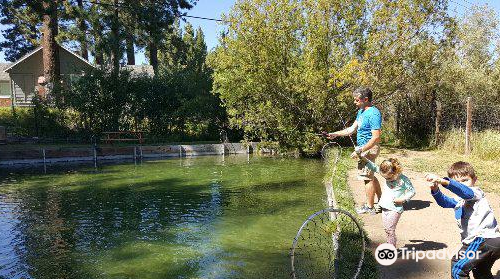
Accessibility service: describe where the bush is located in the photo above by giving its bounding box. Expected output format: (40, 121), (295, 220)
(58, 68), (231, 143)
(0, 105), (72, 139)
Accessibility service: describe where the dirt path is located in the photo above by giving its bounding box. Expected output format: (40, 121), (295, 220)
(348, 150), (500, 279)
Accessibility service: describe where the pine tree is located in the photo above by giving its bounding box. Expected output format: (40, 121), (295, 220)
(42, 0), (61, 87)
(135, 0), (195, 74)
(60, 0), (89, 60)
(0, 0), (42, 61)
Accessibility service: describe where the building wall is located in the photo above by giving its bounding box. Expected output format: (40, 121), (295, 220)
(7, 47), (93, 106)
(0, 81), (11, 97)
(8, 50), (42, 105)
(0, 81), (12, 107)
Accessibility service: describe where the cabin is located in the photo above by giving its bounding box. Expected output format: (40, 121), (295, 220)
(2, 45), (93, 107)
(1, 45), (155, 107)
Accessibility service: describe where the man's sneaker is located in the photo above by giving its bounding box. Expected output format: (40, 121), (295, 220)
(356, 204), (376, 215)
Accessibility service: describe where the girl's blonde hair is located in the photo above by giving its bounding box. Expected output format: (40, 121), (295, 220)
(379, 158), (402, 175)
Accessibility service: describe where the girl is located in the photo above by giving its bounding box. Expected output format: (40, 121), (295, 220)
(360, 155), (415, 247)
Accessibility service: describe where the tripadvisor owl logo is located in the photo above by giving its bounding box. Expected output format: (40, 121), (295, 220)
(375, 243), (482, 265)
(375, 243), (398, 266)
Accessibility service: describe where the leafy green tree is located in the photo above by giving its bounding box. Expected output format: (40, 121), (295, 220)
(156, 23), (226, 140)
(212, 0), (369, 151)
(435, 5), (500, 131)
(301, 0), (368, 132)
(442, 5), (499, 102)
(362, 0), (450, 145)
(59, 69), (132, 135)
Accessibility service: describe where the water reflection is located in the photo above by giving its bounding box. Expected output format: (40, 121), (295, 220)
(0, 155), (324, 279)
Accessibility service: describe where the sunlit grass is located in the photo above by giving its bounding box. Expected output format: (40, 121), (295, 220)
(380, 134), (500, 195)
(412, 129), (500, 194)
(439, 129), (500, 161)
(410, 152), (500, 194)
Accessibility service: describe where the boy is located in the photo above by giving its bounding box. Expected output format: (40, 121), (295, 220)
(426, 161), (500, 279)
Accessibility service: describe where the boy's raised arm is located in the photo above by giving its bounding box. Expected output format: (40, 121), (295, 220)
(443, 178), (476, 200)
(431, 187), (458, 208)
(426, 173), (475, 200)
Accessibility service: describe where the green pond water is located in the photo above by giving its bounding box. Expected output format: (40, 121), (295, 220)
(0, 155), (326, 279)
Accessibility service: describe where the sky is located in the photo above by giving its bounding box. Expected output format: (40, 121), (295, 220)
(0, 0), (499, 64)
(135, 0), (236, 64)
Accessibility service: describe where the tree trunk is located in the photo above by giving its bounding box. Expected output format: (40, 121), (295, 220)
(126, 35), (135, 65)
(94, 46), (103, 65)
(110, 0), (120, 72)
(91, 0), (103, 65)
(76, 0), (88, 60)
(42, 0), (60, 93)
(148, 37), (158, 74)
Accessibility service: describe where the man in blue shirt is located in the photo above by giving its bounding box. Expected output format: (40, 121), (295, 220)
(327, 87), (383, 214)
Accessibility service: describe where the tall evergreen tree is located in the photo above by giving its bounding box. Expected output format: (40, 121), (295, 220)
(0, 0), (42, 61)
(42, 0), (61, 87)
(110, 0), (120, 72)
(60, 0), (89, 60)
(88, 1), (105, 65)
(136, 0), (196, 74)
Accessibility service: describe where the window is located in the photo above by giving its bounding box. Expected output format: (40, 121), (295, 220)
(0, 82), (11, 98)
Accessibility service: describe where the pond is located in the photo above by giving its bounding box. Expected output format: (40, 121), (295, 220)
(0, 155), (326, 279)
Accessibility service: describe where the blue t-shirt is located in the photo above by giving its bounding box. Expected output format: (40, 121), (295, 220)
(355, 106), (382, 146)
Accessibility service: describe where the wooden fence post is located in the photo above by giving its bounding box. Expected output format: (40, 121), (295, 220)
(435, 101), (442, 146)
(465, 97), (472, 155)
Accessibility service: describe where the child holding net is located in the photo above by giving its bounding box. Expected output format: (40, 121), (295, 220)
(357, 151), (416, 247)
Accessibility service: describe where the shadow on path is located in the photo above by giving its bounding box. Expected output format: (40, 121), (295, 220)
(403, 200), (432, 211)
(402, 239), (448, 251)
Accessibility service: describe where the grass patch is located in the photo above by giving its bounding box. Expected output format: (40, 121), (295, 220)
(324, 148), (379, 279)
(379, 135), (500, 196)
(439, 129), (500, 161)
(410, 151), (500, 194)
(412, 129), (500, 194)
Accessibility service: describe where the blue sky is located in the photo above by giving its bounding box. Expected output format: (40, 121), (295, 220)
(0, 0), (499, 63)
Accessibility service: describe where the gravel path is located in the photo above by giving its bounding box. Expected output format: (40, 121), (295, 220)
(348, 167), (500, 278)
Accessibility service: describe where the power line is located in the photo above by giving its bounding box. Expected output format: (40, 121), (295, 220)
(182, 15), (224, 22)
(79, 0), (225, 23)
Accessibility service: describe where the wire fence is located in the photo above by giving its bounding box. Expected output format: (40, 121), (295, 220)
(437, 98), (500, 155)
(377, 94), (500, 156)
